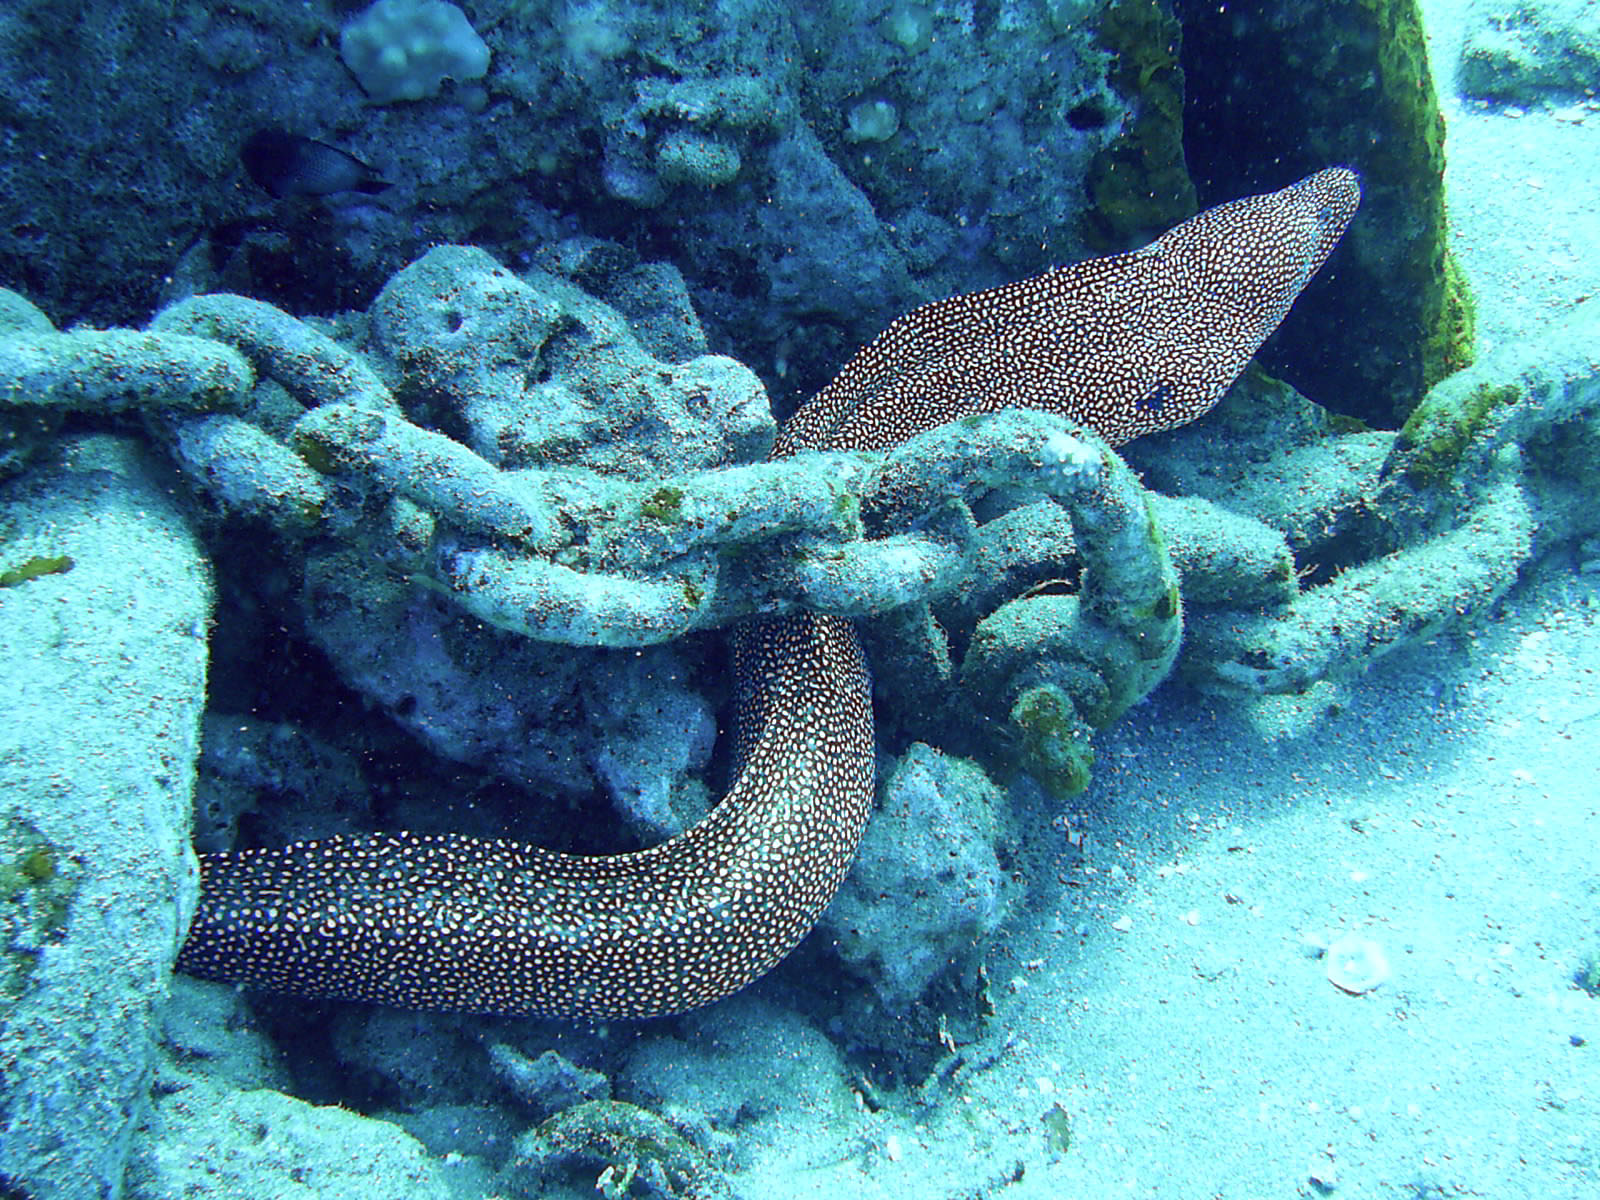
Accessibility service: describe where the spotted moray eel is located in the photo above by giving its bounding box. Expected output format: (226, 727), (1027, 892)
(177, 169), (1360, 1018)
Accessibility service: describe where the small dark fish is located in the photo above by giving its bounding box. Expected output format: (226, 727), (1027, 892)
(241, 127), (390, 199)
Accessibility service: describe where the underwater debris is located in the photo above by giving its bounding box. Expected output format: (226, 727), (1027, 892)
(1325, 933), (1391, 994)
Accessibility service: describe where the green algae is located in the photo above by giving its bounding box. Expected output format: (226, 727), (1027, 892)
(1, 817), (78, 1019)
(1431, 246), (1478, 385)
(833, 488), (861, 531)
(640, 485), (686, 523)
(1333, 0), (1476, 414)
(1328, 414), (1374, 437)
(1147, 578), (1180, 625)
(0, 554), (74, 588)
(19, 846), (54, 884)
(290, 429), (341, 476)
(1395, 381), (1521, 485)
(1043, 1101), (1075, 1154)
(1575, 952), (1600, 999)
(1010, 683), (1096, 798)
(1087, 0), (1197, 246)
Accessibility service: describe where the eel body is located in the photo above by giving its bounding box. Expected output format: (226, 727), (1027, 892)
(177, 168), (1359, 1018)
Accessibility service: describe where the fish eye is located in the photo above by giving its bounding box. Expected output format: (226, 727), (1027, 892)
(1136, 381), (1171, 413)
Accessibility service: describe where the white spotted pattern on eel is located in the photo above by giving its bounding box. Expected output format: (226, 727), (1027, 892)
(176, 168), (1359, 1017)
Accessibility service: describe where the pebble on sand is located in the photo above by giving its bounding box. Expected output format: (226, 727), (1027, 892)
(1325, 934), (1390, 994)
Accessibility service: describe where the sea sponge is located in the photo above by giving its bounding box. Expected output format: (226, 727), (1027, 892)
(654, 130), (741, 187)
(339, 0), (490, 104)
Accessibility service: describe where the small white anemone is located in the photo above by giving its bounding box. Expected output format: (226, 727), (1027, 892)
(1040, 431), (1102, 488)
(881, 4), (935, 52)
(846, 99), (900, 144)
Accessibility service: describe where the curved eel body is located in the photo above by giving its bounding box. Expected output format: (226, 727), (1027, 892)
(177, 168), (1360, 1018)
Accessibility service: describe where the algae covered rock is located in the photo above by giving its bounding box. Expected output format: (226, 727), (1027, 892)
(0, 435), (210, 1200)
(824, 744), (1017, 1012)
(1458, 0), (1600, 105)
(369, 245), (774, 478)
(128, 1071), (458, 1200)
(618, 995), (855, 1135)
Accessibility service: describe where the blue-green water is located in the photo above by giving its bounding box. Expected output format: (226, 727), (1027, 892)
(1, 2), (1597, 1197)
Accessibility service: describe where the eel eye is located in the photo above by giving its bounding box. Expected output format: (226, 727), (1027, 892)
(1137, 381), (1171, 413)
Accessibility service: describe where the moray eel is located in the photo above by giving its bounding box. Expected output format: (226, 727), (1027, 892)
(177, 168), (1360, 1018)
